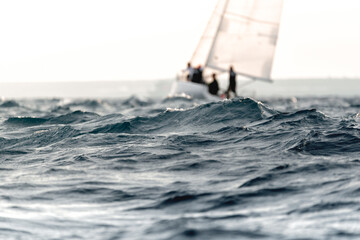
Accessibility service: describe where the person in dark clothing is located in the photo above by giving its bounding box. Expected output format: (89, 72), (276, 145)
(208, 73), (219, 95)
(227, 66), (237, 98)
(191, 65), (204, 84)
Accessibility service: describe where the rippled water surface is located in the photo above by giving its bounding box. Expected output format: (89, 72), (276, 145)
(0, 95), (359, 239)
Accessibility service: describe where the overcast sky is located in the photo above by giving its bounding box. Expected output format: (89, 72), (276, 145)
(1, 0), (360, 82)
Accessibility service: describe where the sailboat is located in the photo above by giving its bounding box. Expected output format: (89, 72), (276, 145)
(169, 0), (284, 99)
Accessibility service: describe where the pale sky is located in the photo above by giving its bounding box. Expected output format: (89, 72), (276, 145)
(1, 0), (360, 82)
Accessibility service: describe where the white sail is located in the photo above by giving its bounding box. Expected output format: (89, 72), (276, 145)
(191, 0), (284, 82)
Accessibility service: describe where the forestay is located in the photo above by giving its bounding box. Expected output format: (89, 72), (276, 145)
(191, 0), (284, 82)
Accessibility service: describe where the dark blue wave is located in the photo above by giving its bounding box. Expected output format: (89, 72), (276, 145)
(0, 126), (80, 150)
(90, 121), (132, 134)
(4, 117), (48, 126)
(288, 201), (357, 214)
(290, 130), (360, 155)
(90, 98), (278, 134)
(48, 110), (99, 124)
(4, 110), (99, 126)
(0, 100), (20, 108)
(257, 109), (328, 130)
(64, 99), (104, 108)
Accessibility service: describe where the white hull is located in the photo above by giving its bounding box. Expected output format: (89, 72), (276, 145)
(169, 81), (221, 101)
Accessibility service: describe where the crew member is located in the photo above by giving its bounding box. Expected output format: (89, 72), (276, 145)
(208, 73), (219, 95)
(185, 62), (195, 81)
(192, 65), (204, 84)
(227, 66), (237, 98)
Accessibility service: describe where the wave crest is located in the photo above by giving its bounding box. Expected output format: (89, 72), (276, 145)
(90, 98), (278, 134)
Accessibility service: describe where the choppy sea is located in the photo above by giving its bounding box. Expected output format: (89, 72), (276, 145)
(0, 80), (359, 239)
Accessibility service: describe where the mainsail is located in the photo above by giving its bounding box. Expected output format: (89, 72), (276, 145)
(190, 0), (284, 82)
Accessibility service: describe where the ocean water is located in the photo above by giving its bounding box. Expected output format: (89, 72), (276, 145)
(0, 81), (360, 239)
